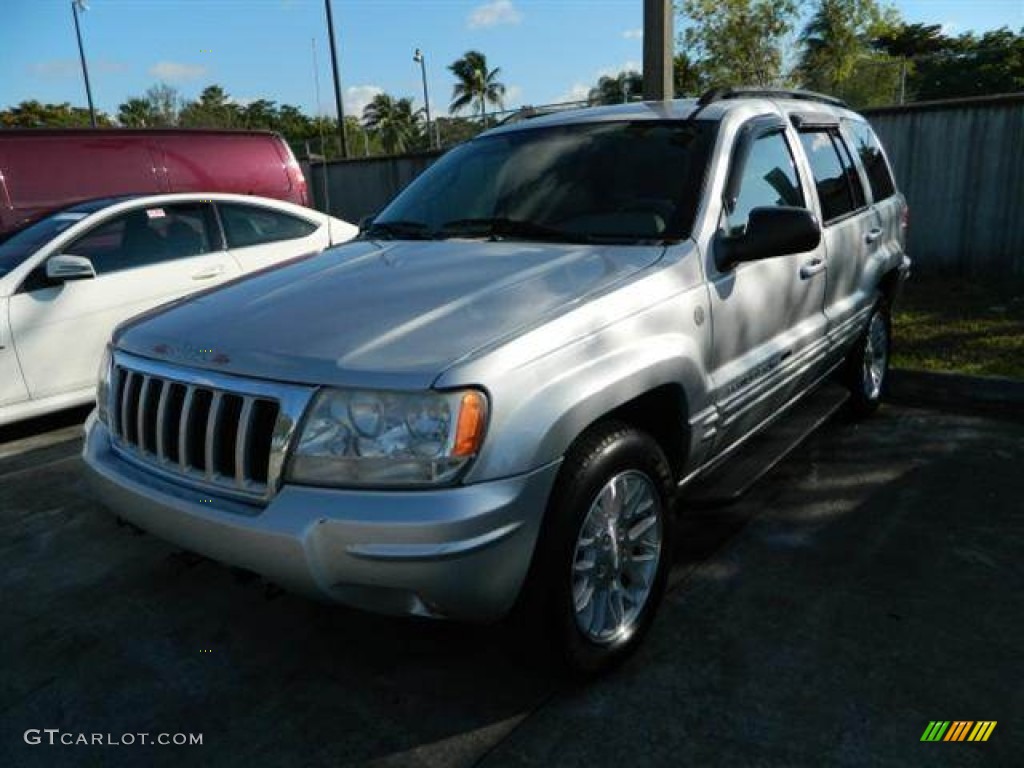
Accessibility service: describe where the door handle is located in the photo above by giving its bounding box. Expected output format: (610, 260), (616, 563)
(865, 228), (884, 244)
(799, 257), (825, 279)
(191, 264), (226, 280)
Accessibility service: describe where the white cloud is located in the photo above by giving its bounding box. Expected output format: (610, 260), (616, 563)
(555, 83), (591, 104)
(344, 84), (384, 119)
(28, 58), (128, 79)
(556, 61), (642, 105)
(596, 60), (642, 79)
(623, 28), (643, 40)
(468, 0), (522, 29)
(504, 85), (523, 106)
(148, 61), (207, 82)
(941, 21), (958, 35)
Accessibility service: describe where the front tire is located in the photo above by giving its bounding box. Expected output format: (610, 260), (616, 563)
(843, 298), (891, 417)
(531, 422), (675, 677)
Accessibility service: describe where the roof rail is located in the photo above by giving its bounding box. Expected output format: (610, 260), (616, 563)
(697, 87), (848, 109)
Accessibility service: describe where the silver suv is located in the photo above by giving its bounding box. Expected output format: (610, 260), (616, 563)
(84, 88), (909, 674)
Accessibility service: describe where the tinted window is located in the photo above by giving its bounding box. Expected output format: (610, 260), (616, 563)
(834, 136), (867, 210)
(0, 211), (87, 276)
(375, 121), (717, 242)
(64, 203), (218, 275)
(798, 130), (863, 223)
(844, 120), (896, 202)
(725, 130), (805, 235)
(219, 204), (318, 248)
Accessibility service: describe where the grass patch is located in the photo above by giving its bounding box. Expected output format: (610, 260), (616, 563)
(892, 276), (1024, 379)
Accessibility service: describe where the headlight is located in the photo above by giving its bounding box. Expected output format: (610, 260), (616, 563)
(287, 388), (488, 488)
(96, 345), (113, 424)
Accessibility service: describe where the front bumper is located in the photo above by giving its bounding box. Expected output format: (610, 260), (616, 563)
(83, 412), (560, 621)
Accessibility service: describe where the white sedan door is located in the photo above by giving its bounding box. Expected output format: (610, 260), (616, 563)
(0, 297), (30, 408)
(8, 202), (241, 399)
(216, 201), (330, 273)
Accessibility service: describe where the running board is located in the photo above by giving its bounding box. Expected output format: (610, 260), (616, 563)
(684, 382), (850, 507)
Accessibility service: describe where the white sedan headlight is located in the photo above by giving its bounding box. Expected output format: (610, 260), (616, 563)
(288, 388), (488, 487)
(96, 344), (113, 424)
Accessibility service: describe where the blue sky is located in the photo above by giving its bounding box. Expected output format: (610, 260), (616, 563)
(1, 0), (1022, 120)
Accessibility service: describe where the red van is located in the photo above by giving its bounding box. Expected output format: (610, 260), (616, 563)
(0, 129), (310, 236)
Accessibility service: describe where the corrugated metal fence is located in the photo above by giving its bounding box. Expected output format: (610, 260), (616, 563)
(864, 94), (1024, 275)
(309, 94), (1024, 275)
(306, 150), (441, 226)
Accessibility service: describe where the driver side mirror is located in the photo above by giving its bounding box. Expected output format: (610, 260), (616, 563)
(358, 214), (376, 235)
(715, 207), (821, 272)
(46, 254), (97, 282)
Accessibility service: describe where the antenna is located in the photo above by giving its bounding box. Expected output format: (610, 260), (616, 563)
(311, 37), (331, 216)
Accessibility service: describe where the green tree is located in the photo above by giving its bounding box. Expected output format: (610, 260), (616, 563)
(144, 83), (182, 126)
(873, 22), (947, 59)
(912, 27), (1024, 101)
(796, 0), (903, 106)
(673, 52), (709, 97)
(115, 83), (181, 127)
(679, 0), (801, 87)
(588, 70), (643, 105)
(0, 100), (112, 127)
(179, 85), (240, 128)
(362, 93), (422, 155)
(117, 98), (157, 127)
(433, 116), (483, 147)
(448, 50), (506, 123)
(241, 99), (279, 129)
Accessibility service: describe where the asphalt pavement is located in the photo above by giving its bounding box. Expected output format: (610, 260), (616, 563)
(0, 402), (1020, 767)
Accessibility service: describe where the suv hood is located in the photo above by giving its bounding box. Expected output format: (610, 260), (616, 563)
(116, 239), (665, 389)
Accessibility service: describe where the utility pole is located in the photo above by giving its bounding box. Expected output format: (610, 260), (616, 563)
(413, 49), (435, 149)
(324, 0), (348, 158)
(642, 0), (673, 101)
(71, 0), (96, 127)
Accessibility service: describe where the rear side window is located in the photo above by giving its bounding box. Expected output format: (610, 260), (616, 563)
(843, 120), (896, 202)
(798, 129), (866, 224)
(725, 130), (805, 235)
(218, 204), (317, 248)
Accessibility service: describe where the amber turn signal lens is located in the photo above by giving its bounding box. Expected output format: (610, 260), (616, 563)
(452, 391), (487, 457)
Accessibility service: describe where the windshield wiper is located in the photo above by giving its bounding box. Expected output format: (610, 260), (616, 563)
(438, 217), (588, 243)
(362, 220), (435, 241)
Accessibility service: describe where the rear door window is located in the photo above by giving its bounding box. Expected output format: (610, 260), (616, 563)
(798, 129), (867, 224)
(843, 120), (896, 202)
(218, 203), (318, 248)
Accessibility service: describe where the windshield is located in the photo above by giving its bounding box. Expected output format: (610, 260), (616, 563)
(0, 211), (89, 277)
(370, 120), (716, 244)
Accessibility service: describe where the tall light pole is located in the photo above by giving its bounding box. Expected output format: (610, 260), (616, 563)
(324, 0), (348, 158)
(413, 48), (435, 149)
(71, 0), (96, 127)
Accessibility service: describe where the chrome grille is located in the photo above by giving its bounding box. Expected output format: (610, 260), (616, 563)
(108, 352), (313, 504)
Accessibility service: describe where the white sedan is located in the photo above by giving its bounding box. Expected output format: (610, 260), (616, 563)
(0, 193), (357, 426)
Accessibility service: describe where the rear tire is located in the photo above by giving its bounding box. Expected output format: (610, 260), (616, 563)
(528, 421), (675, 678)
(843, 297), (891, 418)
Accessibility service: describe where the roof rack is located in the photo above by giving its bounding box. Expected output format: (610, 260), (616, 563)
(697, 87), (847, 109)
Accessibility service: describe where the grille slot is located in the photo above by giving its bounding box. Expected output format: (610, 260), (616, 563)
(109, 360), (289, 502)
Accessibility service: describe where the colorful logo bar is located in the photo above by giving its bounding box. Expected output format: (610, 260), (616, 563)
(920, 721), (997, 742)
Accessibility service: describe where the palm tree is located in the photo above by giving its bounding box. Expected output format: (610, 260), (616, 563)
(448, 50), (506, 125)
(118, 98), (157, 127)
(588, 71), (643, 105)
(362, 93), (421, 155)
(798, 0), (887, 95)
